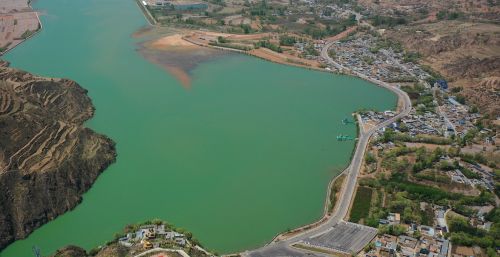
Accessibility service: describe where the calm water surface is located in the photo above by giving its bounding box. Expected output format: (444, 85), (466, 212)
(1, 0), (396, 255)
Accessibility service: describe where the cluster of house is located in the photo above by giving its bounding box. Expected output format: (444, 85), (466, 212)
(470, 205), (495, 232)
(399, 109), (446, 136)
(367, 206), (450, 257)
(361, 110), (396, 123)
(368, 234), (449, 257)
(360, 110), (399, 133)
(449, 162), (495, 191)
(361, 108), (447, 137)
(437, 96), (481, 138)
(364, 90), (484, 140)
(318, 5), (358, 20)
(293, 41), (323, 60)
(448, 169), (489, 190)
(328, 34), (430, 83)
(480, 128), (496, 146)
(118, 224), (190, 250)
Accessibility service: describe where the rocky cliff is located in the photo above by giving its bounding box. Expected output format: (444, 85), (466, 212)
(0, 61), (116, 250)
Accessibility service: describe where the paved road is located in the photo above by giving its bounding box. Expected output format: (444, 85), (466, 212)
(134, 248), (190, 257)
(242, 39), (412, 257)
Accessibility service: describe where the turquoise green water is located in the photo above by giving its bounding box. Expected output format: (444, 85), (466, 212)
(1, 0), (396, 256)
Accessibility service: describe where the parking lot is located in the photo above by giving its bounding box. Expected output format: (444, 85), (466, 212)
(302, 221), (378, 254)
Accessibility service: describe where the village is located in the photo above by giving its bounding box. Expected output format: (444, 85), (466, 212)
(326, 33), (430, 83)
(365, 199), (497, 257)
(345, 28), (498, 255)
(353, 98), (498, 257)
(112, 221), (215, 257)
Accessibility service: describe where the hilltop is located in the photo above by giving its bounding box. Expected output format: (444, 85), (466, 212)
(50, 220), (215, 257)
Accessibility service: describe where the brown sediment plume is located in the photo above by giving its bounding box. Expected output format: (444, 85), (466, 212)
(136, 30), (231, 89)
(132, 26), (154, 38)
(165, 65), (192, 89)
(138, 50), (193, 89)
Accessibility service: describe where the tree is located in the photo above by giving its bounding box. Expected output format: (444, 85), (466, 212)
(279, 35), (296, 46)
(366, 152), (377, 165)
(217, 36), (229, 43)
(328, 49), (336, 59)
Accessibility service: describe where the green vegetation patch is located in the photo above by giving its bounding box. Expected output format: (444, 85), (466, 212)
(349, 186), (373, 223)
(447, 214), (499, 252)
(329, 174), (346, 213)
(379, 129), (452, 145)
(0, 42), (12, 53)
(209, 41), (253, 51)
(279, 35), (297, 46)
(20, 30), (35, 40)
(254, 40), (282, 53)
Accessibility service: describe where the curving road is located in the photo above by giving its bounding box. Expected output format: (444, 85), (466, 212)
(242, 39), (412, 257)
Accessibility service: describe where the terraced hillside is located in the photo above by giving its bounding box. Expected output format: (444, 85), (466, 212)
(0, 61), (116, 250)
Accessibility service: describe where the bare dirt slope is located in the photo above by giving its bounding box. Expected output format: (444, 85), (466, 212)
(358, 0), (500, 21)
(0, 61), (116, 250)
(386, 21), (500, 116)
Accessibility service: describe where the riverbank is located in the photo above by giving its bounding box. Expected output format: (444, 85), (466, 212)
(262, 114), (362, 245)
(182, 31), (324, 71)
(136, 27), (328, 76)
(137, 26), (363, 90)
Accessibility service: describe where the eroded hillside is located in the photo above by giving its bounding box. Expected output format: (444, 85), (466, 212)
(385, 21), (500, 116)
(0, 61), (116, 250)
(359, 0), (499, 21)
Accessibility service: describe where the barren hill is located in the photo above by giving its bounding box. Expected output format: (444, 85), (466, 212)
(359, 0), (500, 21)
(385, 21), (500, 116)
(0, 61), (116, 250)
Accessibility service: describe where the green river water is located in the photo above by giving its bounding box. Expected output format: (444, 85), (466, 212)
(0, 0), (396, 255)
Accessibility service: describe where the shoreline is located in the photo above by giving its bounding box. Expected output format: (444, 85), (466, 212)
(181, 33), (328, 73)
(134, 0), (156, 25)
(264, 113), (362, 245)
(222, 38), (408, 256)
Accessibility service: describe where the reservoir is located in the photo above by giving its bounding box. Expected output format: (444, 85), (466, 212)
(0, 0), (396, 255)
